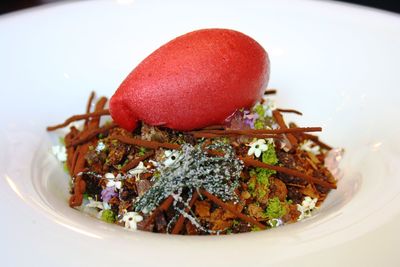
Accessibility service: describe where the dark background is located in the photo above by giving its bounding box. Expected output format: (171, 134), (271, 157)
(0, 0), (400, 15)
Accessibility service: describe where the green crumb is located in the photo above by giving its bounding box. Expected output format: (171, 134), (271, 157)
(254, 119), (265, 130)
(251, 226), (262, 232)
(232, 219), (240, 227)
(257, 188), (267, 199)
(248, 176), (256, 192)
(255, 169), (270, 186)
(138, 147), (147, 156)
(254, 104), (265, 118)
(101, 210), (116, 223)
(253, 104), (267, 129)
(265, 197), (287, 219)
(249, 168), (270, 199)
(261, 142), (278, 165)
(221, 137), (230, 144)
(248, 142), (279, 186)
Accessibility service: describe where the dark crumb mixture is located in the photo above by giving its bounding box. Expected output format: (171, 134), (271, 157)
(48, 91), (343, 235)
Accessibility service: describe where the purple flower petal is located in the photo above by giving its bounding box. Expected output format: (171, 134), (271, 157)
(243, 112), (259, 129)
(101, 186), (117, 202)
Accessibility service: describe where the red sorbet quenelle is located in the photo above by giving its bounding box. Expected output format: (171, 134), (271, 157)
(109, 28), (270, 131)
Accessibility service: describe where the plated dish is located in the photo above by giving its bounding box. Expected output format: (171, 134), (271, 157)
(46, 28), (340, 235)
(1, 0), (400, 266)
(47, 90), (340, 235)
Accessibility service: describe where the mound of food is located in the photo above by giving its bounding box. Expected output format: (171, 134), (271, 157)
(47, 90), (341, 234)
(47, 29), (342, 235)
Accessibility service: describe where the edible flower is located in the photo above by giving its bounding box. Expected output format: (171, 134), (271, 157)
(297, 196), (318, 221)
(263, 98), (276, 117)
(86, 197), (110, 210)
(86, 197), (104, 209)
(247, 139), (269, 158)
(243, 110), (259, 129)
(300, 140), (320, 155)
(95, 141), (106, 153)
(51, 145), (67, 162)
(128, 161), (147, 180)
(101, 186), (118, 202)
(121, 211), (143, 231)
(105, 173), (115, 179)
(104, 173), (122, 189)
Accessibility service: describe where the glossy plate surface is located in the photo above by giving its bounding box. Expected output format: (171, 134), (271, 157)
(1, 0), (399, 266)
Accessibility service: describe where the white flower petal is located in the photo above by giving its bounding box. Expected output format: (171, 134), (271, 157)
(297, 197), (318, 221)
(259, 144), (268, 152)
(300, 140), (321, 155)
(106, 180), (115, 187)
(135, 215), (143, 223)
(256, 139), (266, 145)
(129, 221), (137, 230)
(95, 141), (106, 152)
(115, 181), (122, 190)
(105, 173), (115, 180)
(86, 198), (104, 209)
(247, 147), (255, 156)
(121, 211), (143, 231)
(128, 161), (147, 175)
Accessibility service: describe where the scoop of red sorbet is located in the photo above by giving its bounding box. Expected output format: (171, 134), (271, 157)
(109, 28), (270, 131)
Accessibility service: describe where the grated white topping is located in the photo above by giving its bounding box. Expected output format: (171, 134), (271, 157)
(134, 142), (243, 216)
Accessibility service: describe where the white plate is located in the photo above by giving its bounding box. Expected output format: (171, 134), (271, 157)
(1, 0), (400, 266)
